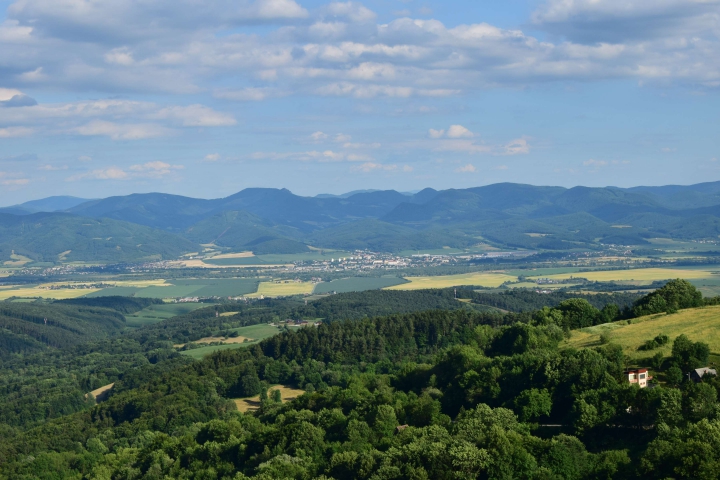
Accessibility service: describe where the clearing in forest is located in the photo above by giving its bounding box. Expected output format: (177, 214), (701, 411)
(233, 385), (306, 413)
(565, 305), (720, 363)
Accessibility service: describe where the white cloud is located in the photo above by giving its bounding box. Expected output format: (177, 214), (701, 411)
(583, 159), (608, 167)
(151, 105), (236, 127)
(67, 161), (184, 181)
(74, 121), (171, 140)
(105, 47), (134, 66)
(333, 133), (352, 142)
(428, 129), (445, 139)
(0, 88), (23, 101)
(67, 167), (129, 181)
(37, 164), (68, 171)
(446, 125), (474, 138)
(325, 2), (377, 23)
(351, 162), (397, 172)
(455, 163), (476, 173)
(0, 126), (34, 138)
(78, 155), (92, 162)
(0, 171), (29, 186)
(502, 138), (530, 155)
(204, 153), (221, 162)
(310, 131), (328, 140)
(402, 164), (413, 172)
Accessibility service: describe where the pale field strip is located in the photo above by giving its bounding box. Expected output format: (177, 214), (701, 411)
(86, 383), (115, 402)
(174, 335), (253, 348)
(233, 385), (306, 413)
(174, 259), (290, 269)
(0, 287), (101, 300)
(527, 268), (715, 283)
(246, 281), (315, 298)
(210, 252), (255, 259)
(565, 305), (720, 363)
(220, 311), (239, 317)
(385, 272), (516, 290)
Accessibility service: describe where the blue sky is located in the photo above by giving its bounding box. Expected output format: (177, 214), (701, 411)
(0, 0), (719, 204)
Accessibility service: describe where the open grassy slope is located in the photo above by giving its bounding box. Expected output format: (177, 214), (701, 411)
(565, 305), (720, 362)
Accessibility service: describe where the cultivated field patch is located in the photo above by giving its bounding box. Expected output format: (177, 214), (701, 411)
(313, 276), (408, 294)
(385, 272), (516, 290)
(248, 280), (315, 297)
(527, 268), (714, 283)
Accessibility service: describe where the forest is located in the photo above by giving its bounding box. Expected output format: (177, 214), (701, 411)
(1, 281), (719, 479)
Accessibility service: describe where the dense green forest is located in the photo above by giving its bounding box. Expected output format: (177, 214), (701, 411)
(9, 182), (720, 261)
(1, 282), (719, 478)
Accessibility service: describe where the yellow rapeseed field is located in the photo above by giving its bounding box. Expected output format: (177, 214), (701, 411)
(246, 281), (315, 297)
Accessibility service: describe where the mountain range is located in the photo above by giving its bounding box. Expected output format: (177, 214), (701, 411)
(3, 181), (720, 263)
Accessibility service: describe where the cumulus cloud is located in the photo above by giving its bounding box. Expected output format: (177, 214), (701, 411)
(2, 0), (718, 101)
(455, 163), (476, 173)
(37, 164), (69, 171)
(324, 2), (377, 23)
(0, 126), (34, 138)
(0, 171), (30, 186)
(204, 153), (221, 162)
(429, 127), (529, 156)
(0, 96), (235, 139)
(74, 121), (171, 140)
(351, 162), (397, 172)
(583, 159), (609, 167)
(67, 161), (184, 181)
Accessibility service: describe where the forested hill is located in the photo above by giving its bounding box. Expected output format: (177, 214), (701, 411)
(8, 181), (720, 257)
(0, 297), (161, 355)
(0, 212), (199, 263)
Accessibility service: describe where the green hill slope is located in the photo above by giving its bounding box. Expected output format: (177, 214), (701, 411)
(0, 212), (199, 263)
(565, 305), (720, 362)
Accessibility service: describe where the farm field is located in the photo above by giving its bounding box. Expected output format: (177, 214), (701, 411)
(88, 278), (261, 299)
(247, 280), (315, 297)
(564, 306), (720, 363)
(179, 324), (281, 359)
(527, 267), (715, 283)
(125, 303), (207, 328)
(233, 385), (305, 413)
(313, 276), (408, 294)
(0, 285), (101, 300)
(385, 272), (516, 290)
(204, 251), (352, 266)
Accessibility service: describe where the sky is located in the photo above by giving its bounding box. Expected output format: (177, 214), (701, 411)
(0, 0), (719, 205)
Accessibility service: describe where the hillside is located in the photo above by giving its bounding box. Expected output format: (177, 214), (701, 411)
(13, 181), (720, 254)
(566, 305), (720, 362)
(0, 212), (198, 263)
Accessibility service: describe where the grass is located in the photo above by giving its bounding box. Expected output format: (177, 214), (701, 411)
(203, 251), (353, 266)
(233, 385), (306, 413)
(124, 303), (207, 327)
(179, 324), (281, 359)
(85, 287), (143, 298)
(313, 276), (408, 294)
(527, 268), (715, 283)
(0, 286), (101, 300)
(385, 272), (516, 290)
(564, 305), (720, 364)
(172, 278), (260, 297)
(247, 280), (315, 297)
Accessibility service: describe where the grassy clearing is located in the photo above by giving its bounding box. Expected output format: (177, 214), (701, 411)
(385, 272), (516, 290)
(233, 385), (306, 413)
(172, 278), (260, 297)
(125, 303), (206, 327)
(527, 268), (714, 283)
(247, 280), (315, 298)
(564, 306), (720, 364)
(87, 383), (114, 402)
(174, 336), (253, 348)
(179, 324), (281, 359)
(314, 276), (408, 294)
